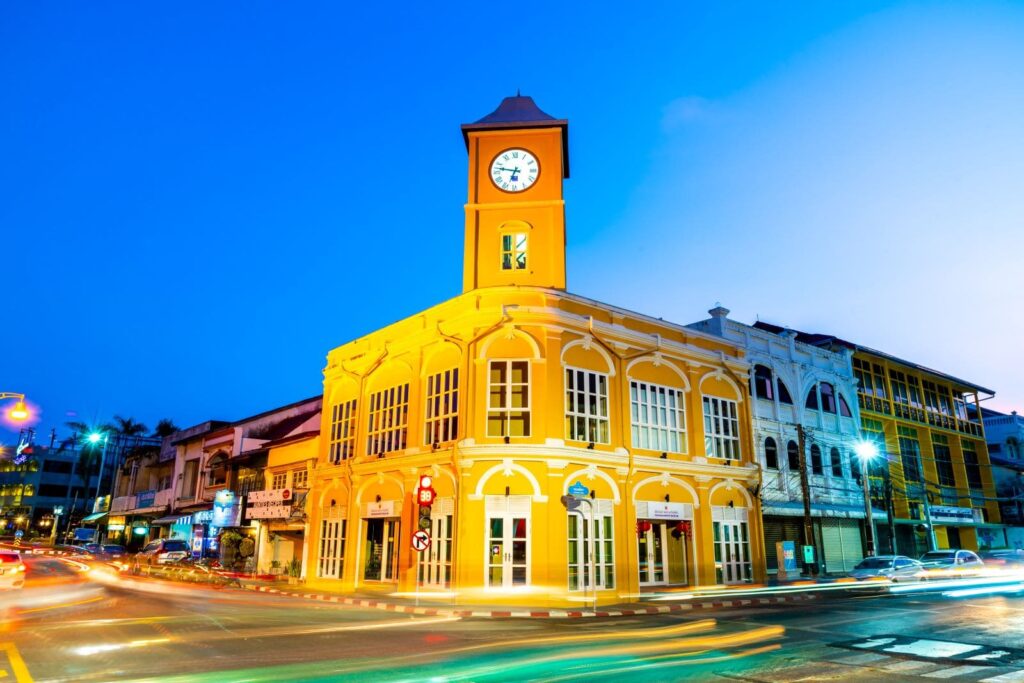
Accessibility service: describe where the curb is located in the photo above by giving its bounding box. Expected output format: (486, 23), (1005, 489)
(242, 585), (817, 618)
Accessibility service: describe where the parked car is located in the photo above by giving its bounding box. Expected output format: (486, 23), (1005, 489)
(919, 549), (985, 578)
(848, 555), (924, 582)
(99, 545), (127, 560)
(979, 549), (1024, 568)
(135, 539), (190, 567)
(0, 551), (26, 590)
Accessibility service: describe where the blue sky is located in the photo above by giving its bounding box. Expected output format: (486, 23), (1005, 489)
(2, 2), (1023, 442)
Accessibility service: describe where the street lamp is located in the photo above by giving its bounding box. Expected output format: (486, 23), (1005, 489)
(854, 441), (880, 556)
(87, 432), (111, 504)
(1, 393), (30, 422)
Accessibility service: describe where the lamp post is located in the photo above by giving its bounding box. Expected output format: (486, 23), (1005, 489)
(88, 431), (111, 505)
(854, 441), (879, 557)
(1, 393), (31, 422)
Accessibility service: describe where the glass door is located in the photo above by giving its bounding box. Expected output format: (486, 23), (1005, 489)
(486, 506), (530, 589)
(420, 511), (452, 589)
(638, 522), (667, 585)
(363, 518), (399, 582)
(714, 520), (750, 584)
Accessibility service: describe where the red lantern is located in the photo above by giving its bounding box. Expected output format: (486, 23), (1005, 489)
(675, 520), (692, 538)
(636, 520), (652, 536)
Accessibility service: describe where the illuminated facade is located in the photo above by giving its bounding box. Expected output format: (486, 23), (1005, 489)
(689, 312), (868, 575)
(305, 96), (766, 607)
(761, 327), (1003, 555)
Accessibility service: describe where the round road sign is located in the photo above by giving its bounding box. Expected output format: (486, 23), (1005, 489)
(411, 529), (431, 552)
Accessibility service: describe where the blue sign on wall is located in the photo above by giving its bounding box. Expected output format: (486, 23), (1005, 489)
(136, 490), (157, 509)
(568, 481), (589, 498)
(781, 541), (798, 573)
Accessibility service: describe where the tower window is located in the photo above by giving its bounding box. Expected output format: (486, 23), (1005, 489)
(501, 233), (528, 271)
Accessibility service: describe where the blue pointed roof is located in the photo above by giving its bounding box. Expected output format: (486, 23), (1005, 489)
(462, 95), (570, 177)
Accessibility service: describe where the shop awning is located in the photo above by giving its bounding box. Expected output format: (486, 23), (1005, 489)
(152, 515), (185, 526)
(81, 512), (107, 523)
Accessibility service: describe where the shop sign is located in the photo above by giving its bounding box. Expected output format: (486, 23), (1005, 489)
(245, 504), (291, 520)
(107, 515), (127, 531)
(248, 489), (292, 505)
(136, 490), (157, 509)
(366, 501), (395, 518)
(646, 502), (688, 521)
(212, 489), (241, 527)
(930, 505), (975, 525)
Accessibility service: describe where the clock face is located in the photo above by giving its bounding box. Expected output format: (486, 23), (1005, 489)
(490, 148), (540, 192)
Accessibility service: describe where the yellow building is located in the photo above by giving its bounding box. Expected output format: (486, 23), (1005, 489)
(305, 96), (765, 607)
(848, 348), (1002, 553)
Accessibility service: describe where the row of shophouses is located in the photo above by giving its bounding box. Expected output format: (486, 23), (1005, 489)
(94, 95), (1024, 607)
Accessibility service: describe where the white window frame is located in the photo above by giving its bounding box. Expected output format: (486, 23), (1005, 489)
(487, 360), (531, 438)
(567, 501), (615, 591)
(500, 232), (528, 271)
(630, 380), (687, 453)
(424, 368), (459, 445)
(565, 367), (610, 444)
(366, 384), (410, 455)
(703, 395), (740, 460)
(328, 399), (357, 464)
(291, 468), (308, 489)
(317, 517), (346, 579)
(271, 471), (287, 490)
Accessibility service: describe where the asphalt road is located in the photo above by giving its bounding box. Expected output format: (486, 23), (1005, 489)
(0, 555), (1022, 682)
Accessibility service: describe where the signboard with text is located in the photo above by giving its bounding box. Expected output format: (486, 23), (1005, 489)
(930, 505), (975, 525)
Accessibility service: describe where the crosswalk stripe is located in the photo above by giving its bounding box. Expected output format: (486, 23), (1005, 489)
(979, 671), (1024, 682)
(883, 660), (941, 673)
(924, 665), (997, 679)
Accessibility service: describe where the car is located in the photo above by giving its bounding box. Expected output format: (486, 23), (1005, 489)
(919, 549), (985, 578)
(0, 552), (26, 590)
(979, 549), (1024, 568)
(135, 539), (190, 566)
(848, 555), (924, 582)
(99, 544), (127, 560)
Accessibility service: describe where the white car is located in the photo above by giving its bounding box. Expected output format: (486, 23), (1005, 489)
(848, 555), (924, 582)
(0, 551), (26, 590)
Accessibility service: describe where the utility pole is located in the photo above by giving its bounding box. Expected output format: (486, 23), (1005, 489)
(797, 425), (816, 575)
(914, 445), (937, 553)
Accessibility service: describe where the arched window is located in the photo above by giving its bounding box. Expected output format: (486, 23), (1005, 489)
(830, 447), (843, 477)
(805, 386), (818, 410)
(787, 440), (800, 470)
(206, 453), (228, 486)
(777, 380), (793, 405)
(820, 383), (837, 413)
(753, 365), (774, 400)
(838, 393), (852, 417)
(850, 451), (862, 483)
(810, 444), (823, 475)
(764, 437), (779, 469)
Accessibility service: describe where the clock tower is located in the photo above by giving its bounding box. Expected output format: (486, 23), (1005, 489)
(461, 95), (569, 292)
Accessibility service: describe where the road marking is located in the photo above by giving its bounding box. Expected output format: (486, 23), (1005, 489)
(924, 665), (998, 678)
(0, 643), (33, 683)
(980, 672), (1024, 682)
(15, 596), (104, 614)
(833, 653), (892, 665)
(884, 659), (941, 673)
(885, 639), (981, 658)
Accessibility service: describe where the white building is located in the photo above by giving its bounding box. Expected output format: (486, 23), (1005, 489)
(979, 407), (1024, 547)
(689, 307), (869, 574)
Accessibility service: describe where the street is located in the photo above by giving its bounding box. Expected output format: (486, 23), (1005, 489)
(0, 556), (1020, 682)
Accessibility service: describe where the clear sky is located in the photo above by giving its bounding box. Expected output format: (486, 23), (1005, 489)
(3, 2), (1023, 443)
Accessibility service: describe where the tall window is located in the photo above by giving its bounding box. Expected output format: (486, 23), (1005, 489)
(753, 365), (774, 400)
(933, 435), (956, 487)
(764, 437), (779, 469)
(566, 368), (610, 443)
(830, 447), (843, 477)
(838, 394), (852, 417)
(898, 426), (922, 483)
(850, 451), (862, 483)
(424, 368), (459, 445)
(787, 440), (800, 470)
(805, 387), (819, 410)
(329, 399), (357, 464)
(292, 468), (308, 489)
(810, 445), (823, 475)
(819, 383), (837, 413)
(703, 396), (740, 460)
(487, 361), (530, 437)
(630, 381), (686, 453)
(567, 508), (614, 591)
(500, 233), (528, 271)
(318, 518), (346, 579)
(366, 383), (410, 455)
(777, 381), (794, 405)
(272, 472), (287, 490)
(963, 440), (983, 490)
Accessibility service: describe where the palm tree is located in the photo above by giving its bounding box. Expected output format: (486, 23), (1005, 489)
(111, 416), (148, 437)
(152, 419), (179, 438)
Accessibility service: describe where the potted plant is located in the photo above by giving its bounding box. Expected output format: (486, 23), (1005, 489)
(270, 559), (282, 576)
(286, 558), (302, 585)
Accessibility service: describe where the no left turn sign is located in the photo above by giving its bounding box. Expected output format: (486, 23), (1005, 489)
(411, 530), (431, 552)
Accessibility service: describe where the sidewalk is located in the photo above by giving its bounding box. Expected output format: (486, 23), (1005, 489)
(237, 578), (820, 619)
